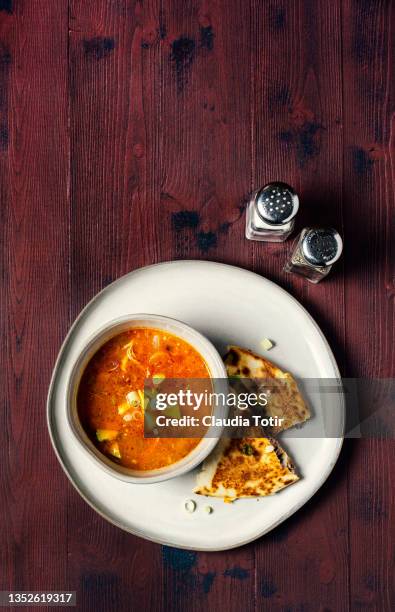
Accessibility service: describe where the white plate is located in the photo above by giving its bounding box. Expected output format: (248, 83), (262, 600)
(47, 261), (344, 551)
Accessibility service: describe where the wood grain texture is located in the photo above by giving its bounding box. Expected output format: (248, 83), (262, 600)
(342, 1), (395, 610)
(0, 0), (394, 611)
(0, 0), (70, 594)
(157, 3), (256, 610)
(251, 2), (349, 610)
(68, 2), (163, 611)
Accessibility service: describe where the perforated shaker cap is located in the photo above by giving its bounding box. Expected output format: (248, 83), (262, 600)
(256, 182), (299, 225)
(301, 228), (343, 266)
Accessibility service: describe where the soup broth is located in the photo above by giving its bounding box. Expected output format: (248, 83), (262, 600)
(77, 328), (211, 470)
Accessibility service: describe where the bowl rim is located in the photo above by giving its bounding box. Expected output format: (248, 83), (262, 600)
(65, 313), (228, 484)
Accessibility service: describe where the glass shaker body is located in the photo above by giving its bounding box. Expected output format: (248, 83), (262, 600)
(284, 227), (343, 283)
(245, 183), (299, 243)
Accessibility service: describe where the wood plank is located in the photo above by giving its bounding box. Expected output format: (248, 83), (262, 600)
(342, 0), (394, 609)
(251, 1), (349, 609)
(68, 2), (163, 610)
(69, 0), (163, 310)
(0, 0), (70, 593)
(161, 544), (255, 612)
(158, 0), (252, 269)
(156, 1), (256, 609)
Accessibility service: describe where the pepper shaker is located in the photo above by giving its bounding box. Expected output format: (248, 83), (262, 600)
(284, 227), (343, 283)
(245, 182), (299, 242)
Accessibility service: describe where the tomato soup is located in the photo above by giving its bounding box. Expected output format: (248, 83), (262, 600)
(77, 328), (211, 470)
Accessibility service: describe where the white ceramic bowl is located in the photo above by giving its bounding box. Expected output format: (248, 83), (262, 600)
(66, 314), (228, 483)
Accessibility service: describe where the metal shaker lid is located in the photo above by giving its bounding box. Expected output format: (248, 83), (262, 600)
(301, 228), (343, 266)
(256, 182), (299, 225)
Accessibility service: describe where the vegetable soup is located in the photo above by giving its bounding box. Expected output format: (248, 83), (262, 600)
(77, 328), (211, 470)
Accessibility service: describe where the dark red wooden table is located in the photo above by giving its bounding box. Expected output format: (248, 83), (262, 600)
(1, 1), (394, 610)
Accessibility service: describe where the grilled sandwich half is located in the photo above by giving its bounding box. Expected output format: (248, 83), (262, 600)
(194, 436), (299, 502)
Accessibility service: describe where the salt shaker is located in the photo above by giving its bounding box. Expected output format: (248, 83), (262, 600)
(284, 227), (343, 283)
(245, 182), (299, 242)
